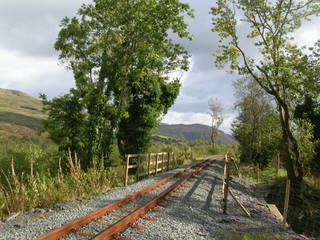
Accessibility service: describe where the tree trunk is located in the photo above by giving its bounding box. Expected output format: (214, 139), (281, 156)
(278, 103), (304, 206)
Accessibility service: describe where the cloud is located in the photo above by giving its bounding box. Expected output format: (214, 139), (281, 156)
(293, 18), (320, 47)
(0, 48), (74, 98)
(0, 0), (90, 57)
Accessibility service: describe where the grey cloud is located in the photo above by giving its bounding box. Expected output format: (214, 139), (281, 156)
(0, 0), (90, 57)
(168, 0), (236, 118)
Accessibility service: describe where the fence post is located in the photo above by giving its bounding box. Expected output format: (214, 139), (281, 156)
(171, 152), (174, 167)
(167, 152), (170, 171)
(276, 153), (280, 177)
(223, 153), (230, 214)
(282, 179), (290, 230)
(124, 155), (130, 186)
(147, 153), (151, 176)
(172, 152), (174, 168)
(136, 156), (140, 182)
(161, 153), (164, 172)
(155, 153), (158, 175)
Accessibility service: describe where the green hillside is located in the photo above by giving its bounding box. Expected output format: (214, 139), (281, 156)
(0, 88), (45, 137)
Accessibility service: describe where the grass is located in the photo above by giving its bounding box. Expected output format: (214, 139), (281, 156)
(0, 88), (45, 137)
(0, 154), (122, 219)
(217, 230), (279, 240)
(239, 234), (274, 240)
(0, 89), (44, 118)
(230, 162), (287, 184)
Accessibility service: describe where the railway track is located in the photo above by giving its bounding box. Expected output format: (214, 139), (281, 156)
(34, 157), (217, 240)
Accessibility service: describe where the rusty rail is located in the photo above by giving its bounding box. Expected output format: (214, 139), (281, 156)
(93, 160), (213, 240)
(34, 157), (216, 240)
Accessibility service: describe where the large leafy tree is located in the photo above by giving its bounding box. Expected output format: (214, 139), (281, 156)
(211, 0), (320, 201)
(232, 78), (281, 168)
(43, 0), (192, 167)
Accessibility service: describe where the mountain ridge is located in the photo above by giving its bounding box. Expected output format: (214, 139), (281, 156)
(157, 123), (237, 144)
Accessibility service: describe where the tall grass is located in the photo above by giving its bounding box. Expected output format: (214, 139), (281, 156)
(0, 153), (122, 219)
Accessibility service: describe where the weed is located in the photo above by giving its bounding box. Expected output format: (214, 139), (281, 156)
(0, 153), (121, 219)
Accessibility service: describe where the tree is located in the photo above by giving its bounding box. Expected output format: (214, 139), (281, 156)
(208, 98), (223, 146)
(117, 79), (181, 155)
(211, 0), (320, 201)
(42, 0), (193, 167)
(232, 77), (281, 168)
(40, 91), (88, 166)
(296, 97), (320, 173)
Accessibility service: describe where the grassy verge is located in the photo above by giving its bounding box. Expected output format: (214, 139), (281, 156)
(0, 155), (122, 219)
(220, 233), (276, 240)
(0, 151), (206, 219)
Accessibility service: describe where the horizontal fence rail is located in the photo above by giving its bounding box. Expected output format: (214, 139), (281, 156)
(124, 152), (193, 186)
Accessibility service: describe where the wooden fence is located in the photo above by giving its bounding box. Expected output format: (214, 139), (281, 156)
(124, 152), (193, 186)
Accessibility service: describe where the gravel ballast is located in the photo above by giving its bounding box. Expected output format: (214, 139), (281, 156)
(1, 157), (317, 240)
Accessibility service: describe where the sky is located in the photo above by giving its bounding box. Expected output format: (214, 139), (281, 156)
(0, 0), (320, 134)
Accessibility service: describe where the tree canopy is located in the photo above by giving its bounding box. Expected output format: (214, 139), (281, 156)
(42, 0), (193, 167)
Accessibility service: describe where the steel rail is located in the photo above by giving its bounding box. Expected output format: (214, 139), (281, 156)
(34, 158), (212, 240)
(93, 159), (213, 240)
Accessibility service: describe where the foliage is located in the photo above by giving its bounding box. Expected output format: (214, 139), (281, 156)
(150, 137), (235, 157)
(0, 135), (60, 181)
(295, 96), (320, 174)
(211, 0), (320, 200)
(293, 119), (318, 175)
(117, 78), (181, 155)
(230, 161), (287, 184)
(42, 0), (193, 167)
(208, 98), (224, 146)
(40, 92), (88, 165)
(232, 78), (281, 168)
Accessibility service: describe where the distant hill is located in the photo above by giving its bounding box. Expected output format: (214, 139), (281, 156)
(157, 123), (237, 144)
(0, 88), (237, 145)
(0, 88), (45, 137)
